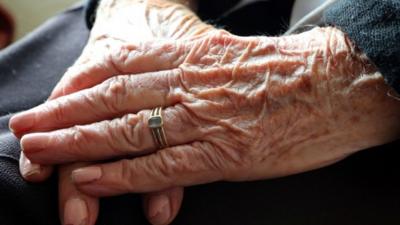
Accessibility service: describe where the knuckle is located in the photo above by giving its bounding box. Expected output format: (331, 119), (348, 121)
(169, 105), (197, 131)
(208, 29), (234, 45)
(167, 68), (184, 89)
(164, 105), (206, 144)
(120, 157), (162, 192)
(111, 46), (130, 71)
(101, 120), (122, 151)
(119, 159), (136, 189)
(81, 90), (101, 115)
(46, 99), (67, 124)
(154, 143), (222, 181)
(67, 125), (90, 155)
(118, 114), (145, 153)
(155, 149), (191, 180)
(108, 42), (140, 73)
(173, 67), (192, 94)
(99, 76), (129, 113)
(214, 29), (231, 37)
(65, 66), (86, 91)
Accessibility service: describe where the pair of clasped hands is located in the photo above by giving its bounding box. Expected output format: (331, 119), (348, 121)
(8, 0), (400, 225)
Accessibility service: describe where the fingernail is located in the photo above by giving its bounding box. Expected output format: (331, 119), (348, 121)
(8, 123), (15, 133)
(64, 198), (88, 225)
(72, 166), (102, 184)
(20, 156), (42, 178)
(148, 194), (171, 225)
(9, 111), (35, 134)
(20, 133), (49, 154)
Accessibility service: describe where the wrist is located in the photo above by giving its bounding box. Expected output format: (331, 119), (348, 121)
(251, 27), (400, 178)
(313, 27), (400, 146)
(265, 27), (400, 164)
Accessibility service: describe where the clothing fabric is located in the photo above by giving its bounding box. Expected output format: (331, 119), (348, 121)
(324, 0), (400, 93)
(286, 0), (336, 35)
(1, 2), (400, 225)
(290, 0), (328, 26)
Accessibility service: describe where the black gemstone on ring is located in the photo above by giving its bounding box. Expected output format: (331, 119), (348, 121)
(148, 116), (163, 128)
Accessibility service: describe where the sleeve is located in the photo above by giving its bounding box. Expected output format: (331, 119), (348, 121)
(85, 0), (101, 29)
(323, 0), (400, 93)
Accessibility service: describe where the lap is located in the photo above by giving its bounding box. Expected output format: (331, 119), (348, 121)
(0, 3), (400, 225)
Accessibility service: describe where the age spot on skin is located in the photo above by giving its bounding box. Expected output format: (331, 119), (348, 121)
(350, 115), (360, 123)
(294, 75), (312, 94)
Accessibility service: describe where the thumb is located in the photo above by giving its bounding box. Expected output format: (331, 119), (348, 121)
(143, 187), (184, 225)
(59, 163), (99, 225)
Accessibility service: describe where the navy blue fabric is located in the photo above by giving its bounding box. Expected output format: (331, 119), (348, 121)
(324, 0), (400, 93)
(85, 0), (295, 36)
(85, 0), (100, 28)
(0, 2), (400, 225)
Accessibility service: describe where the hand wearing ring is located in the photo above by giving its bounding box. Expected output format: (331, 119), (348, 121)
(10, 26), (400, 208)
(12, 1), (214, 225)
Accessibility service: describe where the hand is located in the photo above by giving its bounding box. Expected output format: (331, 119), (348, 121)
(51, 0), (211, 99)
(11, 27), (400, 201)
(13, 0), (213, 224)
(58, 163), (183, 225)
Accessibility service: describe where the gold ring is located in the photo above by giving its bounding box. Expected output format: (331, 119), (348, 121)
(148, 107), (169, 149)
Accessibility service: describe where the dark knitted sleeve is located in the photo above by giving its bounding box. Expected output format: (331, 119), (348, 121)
(323, 0), (400, 93)
(85, 0), (101, 29)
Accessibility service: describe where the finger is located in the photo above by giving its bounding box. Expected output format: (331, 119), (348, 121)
(22, 104), (209, 165)
(18, 75), (60, 183)
(18, 65), (62, 182)
(9, 69), (184, 136)
(71, 142), (223, 196)
(143, 187), (184, 225)
(59, 163), (99, 225)
(19, 152), (53, 182)
(50, 39), (188, 99)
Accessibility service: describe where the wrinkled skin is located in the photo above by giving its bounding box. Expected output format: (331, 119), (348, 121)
(14, 0), (213, 225)
(9, 0), (400, 225)
(11, 26), (400, 186)
(50, 0), (211, 100)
